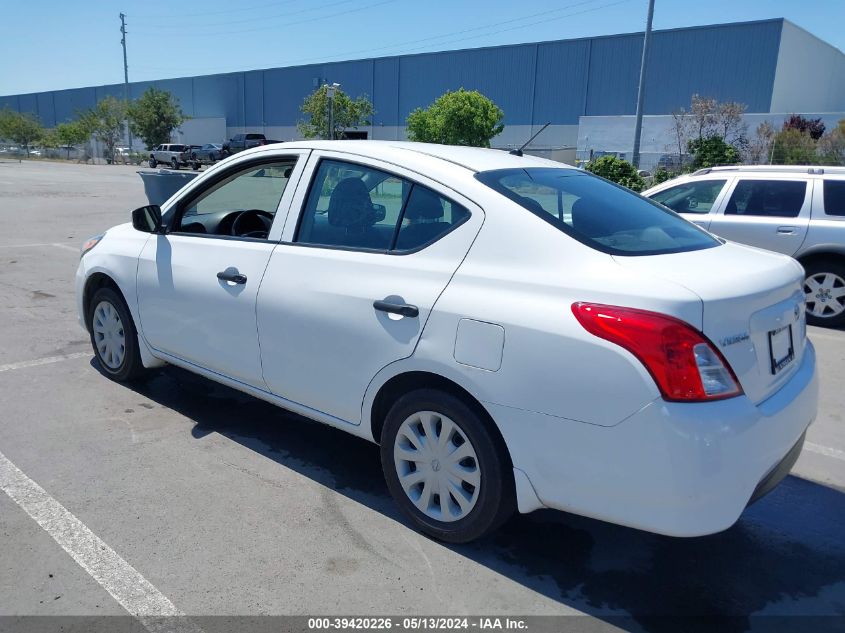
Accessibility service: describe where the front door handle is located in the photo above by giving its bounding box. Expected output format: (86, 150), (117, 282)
(373, 300), (419, 318)
(776, 226), (797, 235)
(217, 269), (247, 284)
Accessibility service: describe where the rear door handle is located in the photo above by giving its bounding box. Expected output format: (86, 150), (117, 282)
(776, 226), (797, 235)
(373, 300), (419, 318)
(217, 269), (247, 284)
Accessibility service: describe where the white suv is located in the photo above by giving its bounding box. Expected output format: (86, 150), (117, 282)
(644, 166), (845, 327)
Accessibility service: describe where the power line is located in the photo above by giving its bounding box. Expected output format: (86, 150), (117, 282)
(130, 0), (304, 21)
(128, 0), (625, 78)
(133, 0), (358, 31)
(131, 0), (395, 38)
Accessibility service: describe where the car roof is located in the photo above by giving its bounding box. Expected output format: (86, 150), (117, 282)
(253, 140), (574, 174)
(690, 165), (845, 176)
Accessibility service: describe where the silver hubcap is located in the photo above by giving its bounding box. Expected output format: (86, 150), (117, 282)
(393, 411), (480, 523)
(804, 272), (845, 318)
(92, 301), (126, 370)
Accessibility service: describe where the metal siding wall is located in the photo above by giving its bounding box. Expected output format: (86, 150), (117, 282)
(17, 94), (38, 117)
(193, 73), (241, 122)
(645, 21), (780, 113)
(585, 34), (642, 116)
(533, 39), (591, 125)
(398, 46), (535, 124)
(373, 57), (399, 126)
(263, 65), (320, 126)
(52, 88), (96, 124)
(152, 78), (194, 116)
(244, 71), (264, 127)
(0, 95), (18, 112)
(36, 93), (55, 127)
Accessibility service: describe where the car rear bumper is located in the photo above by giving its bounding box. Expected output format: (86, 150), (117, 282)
(488, 341), (818, 537)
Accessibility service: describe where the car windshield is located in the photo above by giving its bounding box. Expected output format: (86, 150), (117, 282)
(475, 168), (720, 256)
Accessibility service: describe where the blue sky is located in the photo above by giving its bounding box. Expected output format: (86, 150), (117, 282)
(1, 0), (843, 95)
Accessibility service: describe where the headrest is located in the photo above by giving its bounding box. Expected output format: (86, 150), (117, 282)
(328, 178), (376, 229)
(405, 187), (444, 220)
(570, 198), (607, 238)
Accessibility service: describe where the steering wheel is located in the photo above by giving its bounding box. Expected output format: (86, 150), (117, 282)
(231, 209), (274, 238)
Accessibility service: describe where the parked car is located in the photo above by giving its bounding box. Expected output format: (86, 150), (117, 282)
(221, 133), (280, 156)
(77, 141), (817, 543)
(149, 144), (201, 170)
(644, 165), (845, 327)
(191, 143), (223, 164)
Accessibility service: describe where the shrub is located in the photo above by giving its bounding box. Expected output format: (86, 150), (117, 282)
(585, 155), (645, 192)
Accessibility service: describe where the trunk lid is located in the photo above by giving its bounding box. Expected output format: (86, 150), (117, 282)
(613, 242), (806, 404)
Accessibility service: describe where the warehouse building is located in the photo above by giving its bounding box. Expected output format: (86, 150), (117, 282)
(2, 18), (844, 169)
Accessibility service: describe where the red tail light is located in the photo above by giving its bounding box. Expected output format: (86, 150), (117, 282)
(571, 302), (742, 402)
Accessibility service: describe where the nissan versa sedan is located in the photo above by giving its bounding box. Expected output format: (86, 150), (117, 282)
(76, 141), (818, 543)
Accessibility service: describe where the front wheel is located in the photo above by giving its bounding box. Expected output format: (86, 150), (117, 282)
(87, 287), (146, 382)
(171, 157), (179, 170)
(149, 157), (157, 168)
(380, 389), (514, 543)
(803, 258), (845, 328)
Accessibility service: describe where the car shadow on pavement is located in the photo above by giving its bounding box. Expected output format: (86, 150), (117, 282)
(118, 364), (845, 632)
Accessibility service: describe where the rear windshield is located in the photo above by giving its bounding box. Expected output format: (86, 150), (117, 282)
(475, 168), (720, 256)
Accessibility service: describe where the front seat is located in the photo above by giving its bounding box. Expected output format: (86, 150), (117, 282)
(395, 187), (449, 250)
(327, 178), (379, 247)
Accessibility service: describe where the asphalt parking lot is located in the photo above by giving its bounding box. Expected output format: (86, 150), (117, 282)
(0, 161), (843, 631)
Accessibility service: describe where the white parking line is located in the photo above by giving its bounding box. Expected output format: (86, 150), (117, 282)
(805, 441), (845, 462)
(0, 450), (203, 633)
(0, 242), (78, 253)
(0, 352), (90, 373)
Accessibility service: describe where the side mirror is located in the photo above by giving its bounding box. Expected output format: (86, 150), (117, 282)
(132, 205), (163, 233)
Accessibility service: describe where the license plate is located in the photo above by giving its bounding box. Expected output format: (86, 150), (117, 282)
(768, 325), (794, 375)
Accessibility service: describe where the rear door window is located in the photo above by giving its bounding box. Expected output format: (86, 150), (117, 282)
(649, 179), (727, 214)
(823, 180), (845, 216)
(476, 168), (719, 256)
(725, 180), (806, 217)
(296, 159), (469, 252)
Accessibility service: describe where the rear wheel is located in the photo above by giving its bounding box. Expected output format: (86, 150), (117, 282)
(87, 287), (146, 382)
(803, 258), (845, 328)
(380, 388), (514, 543)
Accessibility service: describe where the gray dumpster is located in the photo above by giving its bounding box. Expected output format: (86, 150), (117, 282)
(137, 169), (200, 206)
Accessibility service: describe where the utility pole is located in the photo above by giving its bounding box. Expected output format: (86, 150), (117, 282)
(120, 13), (132, 152)
(631, 0), (655, 169)
(326, 83), (340, 140)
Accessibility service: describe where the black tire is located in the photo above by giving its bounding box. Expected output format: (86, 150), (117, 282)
(149, 157), (157, 168)
(171, 157), (179, 170)
(87, 287), (147, 382)
(209, 152), (216, 162)
(380, 388), (514, 543)
(192, 162), (200, 170)
(803, 258), (845, 328)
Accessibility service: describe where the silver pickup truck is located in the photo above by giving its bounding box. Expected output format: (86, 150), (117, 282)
(148, 144), (201, 170)
(644, 165), (845, 328)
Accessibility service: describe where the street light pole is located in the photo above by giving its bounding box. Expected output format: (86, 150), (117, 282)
(326, 83), (340, 140)
(120, 13), (133, 153)
(631, 0), (655, 169)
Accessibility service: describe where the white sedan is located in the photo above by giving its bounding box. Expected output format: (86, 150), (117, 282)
(76, 141), (817, 543)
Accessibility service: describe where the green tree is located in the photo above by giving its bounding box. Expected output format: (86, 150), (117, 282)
(0, 108), (44, 154)
(79, 96), (126, 163)
(770, 128), (818, 165)
(54, 121), (90, 159)
(687, 135), (739, 169)
(406, 88), (504, 147)
(585, 155), (645, 192)
(651, 167), (674, 185)
(818, 119), (845, 165)
(127, 87), (186, 150)
(297, 84), (374, 140)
